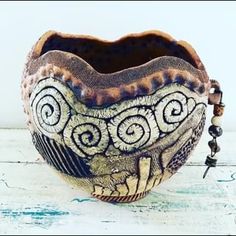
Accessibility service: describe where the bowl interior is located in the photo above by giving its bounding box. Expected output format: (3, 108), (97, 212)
(40, 33), (200, 74)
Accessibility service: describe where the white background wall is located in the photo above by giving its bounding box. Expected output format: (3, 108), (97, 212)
(0, 1), (235, 130)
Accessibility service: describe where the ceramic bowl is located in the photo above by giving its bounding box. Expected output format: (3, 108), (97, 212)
(22, 30), (213, 202)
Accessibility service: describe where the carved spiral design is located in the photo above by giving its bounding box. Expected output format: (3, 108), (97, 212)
(31, 87), (70, 136)
(108, 108), (159, 152)
(64, 114), (109, 157)
(155, 92), (195, 133)
(29, 77), (202, 158)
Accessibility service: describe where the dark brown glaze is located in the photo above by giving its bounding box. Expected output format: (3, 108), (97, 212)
(23, 30), (210, 107)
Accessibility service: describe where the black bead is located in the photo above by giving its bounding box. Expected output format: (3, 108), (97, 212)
(208, 140), (221, 153)
(208, 125), (223, 138)
(205, 155), (217, 167)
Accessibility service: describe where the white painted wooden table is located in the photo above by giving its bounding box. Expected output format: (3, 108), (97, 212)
(0, 129), (235, 235)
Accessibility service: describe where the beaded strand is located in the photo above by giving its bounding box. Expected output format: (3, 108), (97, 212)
(203, 90), (225, 178)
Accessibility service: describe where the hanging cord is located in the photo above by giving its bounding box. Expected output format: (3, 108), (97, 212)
(203, 80), (225, 178)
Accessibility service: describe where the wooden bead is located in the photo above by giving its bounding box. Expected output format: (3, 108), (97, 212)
(208, 125), (223, 138)
(211, 116), (222, 127)
(213, 103), (225, 116)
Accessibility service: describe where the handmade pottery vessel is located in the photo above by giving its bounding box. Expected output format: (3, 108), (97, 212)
(21, 30), (223, 202)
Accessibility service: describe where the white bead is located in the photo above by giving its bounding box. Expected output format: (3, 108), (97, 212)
(211, 116), (222, 127)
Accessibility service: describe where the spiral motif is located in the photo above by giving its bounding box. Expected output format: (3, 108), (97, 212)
(108, 108), (159, 152)
(30, 86), (70, 136)
(154, 92), (195, 133)
(29, 77), (203, 158)
(63, 114), (109, 157)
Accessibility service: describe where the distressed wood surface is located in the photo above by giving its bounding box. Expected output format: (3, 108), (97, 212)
(0, 129), (235, 234)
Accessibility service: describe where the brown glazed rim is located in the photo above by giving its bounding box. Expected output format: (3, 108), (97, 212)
(25, 30), (210, 107)
(32, 30), (204, 71)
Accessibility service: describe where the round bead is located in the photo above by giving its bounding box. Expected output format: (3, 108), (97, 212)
(208, 125), (223, 138)
(208, 140), (221, 153)
(211, 115), (222, 127)
(213, 103), (225, 116)
(205, 155), (217, 167)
